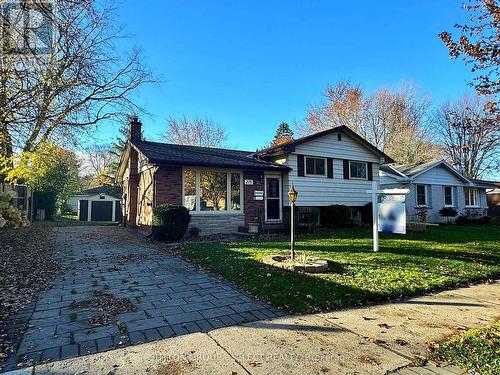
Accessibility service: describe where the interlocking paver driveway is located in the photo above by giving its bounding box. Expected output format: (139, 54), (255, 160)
(8, 226), (281, 370)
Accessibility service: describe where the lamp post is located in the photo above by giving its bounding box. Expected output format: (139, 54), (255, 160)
(288, 185), (298, 260)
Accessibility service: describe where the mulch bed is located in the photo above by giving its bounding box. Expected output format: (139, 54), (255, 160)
(0, 223), (61, 368)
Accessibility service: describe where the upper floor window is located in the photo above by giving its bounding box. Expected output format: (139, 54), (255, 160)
(464, 188), (479, 207)
(443, 186), (453, 206)
(416, 184), (427, 206)
(305, 157), (326, 176)
(349, 161), (367, 180)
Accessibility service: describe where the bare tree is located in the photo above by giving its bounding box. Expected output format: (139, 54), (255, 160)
(298, 81), (364, 136)
(439, 0), (499, 97)
(82, 144), (115, 179)
(162, 116), (227, 148)
(0, 1), (155, 158)
(300, 81), (438, 164)
(434, 95), (499, 178)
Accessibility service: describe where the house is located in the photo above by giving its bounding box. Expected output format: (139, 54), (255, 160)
(67, 186), (122, 222)
(379, 160), (491, 223)
(116, 116), (393, 235)
(483, 181), (500, 217)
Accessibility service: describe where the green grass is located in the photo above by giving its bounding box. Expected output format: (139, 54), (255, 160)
(180, 225), (500, 313)
(431, 321), (500, 375)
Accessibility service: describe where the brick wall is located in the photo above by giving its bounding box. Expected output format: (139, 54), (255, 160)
(243, 170), (265, 225)
(127, 148), (139, 227)
(155, 166), (182, 206)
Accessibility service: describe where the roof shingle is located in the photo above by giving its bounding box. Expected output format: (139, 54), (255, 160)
(132, 140), (289, 171)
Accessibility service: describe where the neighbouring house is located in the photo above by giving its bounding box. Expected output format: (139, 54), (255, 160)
(379, 160), (491, 223)
(484, 181), (500, 217)
(116, 116), (393, 235)
(67, 186), (122, 222)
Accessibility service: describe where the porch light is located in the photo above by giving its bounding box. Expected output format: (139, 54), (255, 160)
(288, 185), (298, 203)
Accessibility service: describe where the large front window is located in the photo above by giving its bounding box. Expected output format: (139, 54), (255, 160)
(465, 188), (479, 207)
(183, 169), (242, 213)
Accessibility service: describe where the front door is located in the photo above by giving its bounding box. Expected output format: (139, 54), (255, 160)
(265, 175), (281, 222)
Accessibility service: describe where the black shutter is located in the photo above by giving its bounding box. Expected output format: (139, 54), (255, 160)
(297, 154), (305, 176)
(343, 160), (349, 179)
(367, 162), (373, 181)
(327, 158), (333, 178)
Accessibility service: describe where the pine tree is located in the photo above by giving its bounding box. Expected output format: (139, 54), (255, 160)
(272, 122), (294, 146)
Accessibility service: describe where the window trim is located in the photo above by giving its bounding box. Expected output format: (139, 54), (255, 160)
(182, 167), (244, 215)
(443, 186), (454, 207)
(348, 161), (368, 180)
(304, 156), (327, 177)
(416, 184), (428, 207)
(464, 188), (479, 208)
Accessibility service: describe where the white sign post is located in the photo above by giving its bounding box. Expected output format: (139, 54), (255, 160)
(367, 181), (409, 252)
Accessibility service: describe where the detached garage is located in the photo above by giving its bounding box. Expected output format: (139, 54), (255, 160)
(78, 194), (121, 222)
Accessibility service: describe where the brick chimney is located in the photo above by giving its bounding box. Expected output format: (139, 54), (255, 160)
(128, 115), (142, 142)
(126, 115), (141, 227)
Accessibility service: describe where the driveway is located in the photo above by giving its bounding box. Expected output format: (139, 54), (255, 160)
(17, 282), (500, 375)
(5, 226), (281, 371)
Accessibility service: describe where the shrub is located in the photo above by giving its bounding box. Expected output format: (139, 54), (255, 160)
(0, 190), (28, 229)
(152, 204), (191, 241)
(187, 227), (200, 238)
(320, 205), (353, 228)
(438, 207), (458, 223)
(415, 206), (429, 223)
(456, 208), (488, 225)
(361, 202), (373, 225)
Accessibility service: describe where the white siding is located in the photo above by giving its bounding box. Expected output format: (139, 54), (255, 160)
(413, 165), (467, 186)
(282, 131), (382, 207)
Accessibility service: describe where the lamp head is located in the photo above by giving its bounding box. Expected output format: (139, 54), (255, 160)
(288, 185), (298, 203)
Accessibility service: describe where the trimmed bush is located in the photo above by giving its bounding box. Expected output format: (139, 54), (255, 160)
(320, 205), (353, 228)
(152, 204), (191, 241)
(438, 207), (458, 223)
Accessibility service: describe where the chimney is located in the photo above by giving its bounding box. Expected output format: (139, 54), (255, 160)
(128, 115), (142, 142)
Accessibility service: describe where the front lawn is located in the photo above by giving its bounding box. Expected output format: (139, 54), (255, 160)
(431, 321), (500, 375)
(179, 225), (500, 313)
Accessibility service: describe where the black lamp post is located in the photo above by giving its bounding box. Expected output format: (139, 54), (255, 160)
(288, 185), (298, 260)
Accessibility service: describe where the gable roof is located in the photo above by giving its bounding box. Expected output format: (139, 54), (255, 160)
(132, 140), (290, 171)
(254, 125), (394, 163)
(389, 159), (472, 184)
(80, 185), (122, 198)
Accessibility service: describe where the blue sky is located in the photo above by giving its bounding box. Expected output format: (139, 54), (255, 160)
(94, 1), (475, 152)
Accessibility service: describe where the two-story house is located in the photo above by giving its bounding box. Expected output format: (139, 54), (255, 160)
(116, 117), (393, 235)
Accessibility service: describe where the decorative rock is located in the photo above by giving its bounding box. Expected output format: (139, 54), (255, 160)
(262, 255), (328, 273)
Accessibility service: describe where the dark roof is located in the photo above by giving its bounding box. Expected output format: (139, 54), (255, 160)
(472, 179), (499, 189)
(379, 164), (408, 177)
(389, 160), (442, 177)
(254, 125), (394, 163)
(81, 185), (122, 198)
(132, 140), (290, 171)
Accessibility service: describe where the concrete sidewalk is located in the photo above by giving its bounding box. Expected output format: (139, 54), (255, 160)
(11, 282), (500, 375)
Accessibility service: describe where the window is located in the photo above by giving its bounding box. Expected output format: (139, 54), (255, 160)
(183, 169), (242, 213)
(444, 186), (453, 206)
(416, 185), (427, 206)
(305, 157), (326, 176)
(230, 173), (241, 210)
(183, 169), (196, 211)
(465, 188), (479, 207)
(200, 171), (227, 211)
(349, 161), (367, 180)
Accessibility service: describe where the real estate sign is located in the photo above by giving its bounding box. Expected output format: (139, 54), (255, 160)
(378, 196), (406, 234)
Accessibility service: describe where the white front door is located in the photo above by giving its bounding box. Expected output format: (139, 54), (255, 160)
(265, 175), (282, 222)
